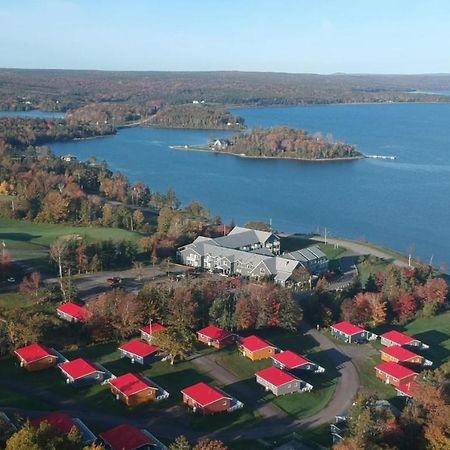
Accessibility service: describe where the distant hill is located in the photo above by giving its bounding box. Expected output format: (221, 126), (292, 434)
(1, 68), (450, 111)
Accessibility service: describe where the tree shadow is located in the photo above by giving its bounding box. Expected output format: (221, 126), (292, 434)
(0, 232), (42, 243)
(338, 255), (359, 272)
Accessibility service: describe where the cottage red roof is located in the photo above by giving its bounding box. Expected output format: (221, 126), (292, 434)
(57, 302), (90, 321)
(100, 424), (154, 450)
(119, 340), (159, 358)
(181, 382), (230, 407)
(109, 373), (156, 397)
(240, 335), (274, 352)
(331, 321), (364, 336)
(396, 381), (419, 397)
(381, 345), (420, 362)
(31, 412), (78, 435)
(140, 322), (167, 335)
(197, 325), (232, 341)
(271, 350), (309, 369)
(375, 361), (417, 380)
(14, 343), (55, 364)
(60, 358), (102, 380)
(381, 330), (415, 346)
(256, 366), (297, 387)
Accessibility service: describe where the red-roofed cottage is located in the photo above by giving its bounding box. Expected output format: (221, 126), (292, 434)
(255, 366), (313, 396)
(197, 325), (234, 349)
(380, 346), (432, 367)
(57, 302), (90, 323)
(14, 343), (58, 372)
(239, 335), (276, 361)
(374, 361), (418, 387)
(380, 330), (429, 349)
(330, 321), (377, 343)
(271, 350), (325, 374)
(109, 373), (161, 406)
(181, 382), (239, 414)
(395, 381), (419, 399)
(59, 358), (105, 386)
(140, 322), (167, 342)
(32, 412), (96, 445)
(100, 424), (166, 450)
(118, 340), (159, 365)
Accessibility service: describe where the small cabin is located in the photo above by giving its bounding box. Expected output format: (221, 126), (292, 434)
(57, 302), (90, 323)
(109, 373), (160, 407)
(118, 339), (159, 365)
(380, 330), (429, 349)
(140, 322), (167, 342)
(271, 350), (325, 374)
(100, 424), (167, 450)
(197, 325), (234, 349)
(380, 345), (431, 367)
(374, 361), (418, 387)
(330, 321), (376, 343)
(14, 343), (58, 372)
(59, 358), (105, 387)
(255, 366), (312, 396)
(239, 335), (276, 361)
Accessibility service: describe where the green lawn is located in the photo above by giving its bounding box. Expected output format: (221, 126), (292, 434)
(0, 292), (34, 310)
(212, 329), (338, 420)
(356, 256), (389, 287)
(0, 217), (140, 273)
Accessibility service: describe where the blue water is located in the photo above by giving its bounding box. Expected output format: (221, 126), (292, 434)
(48, 103), (450, 266)
(0, 110), (65, 119)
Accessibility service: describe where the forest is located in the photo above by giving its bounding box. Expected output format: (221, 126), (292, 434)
(145, 104), (245, 130)
(221, 127), (361, 160)
(2, 69), (450, 111)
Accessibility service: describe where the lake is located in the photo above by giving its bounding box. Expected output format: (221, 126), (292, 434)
(45, 103), (450, 266)
(0, 110), (65, 119)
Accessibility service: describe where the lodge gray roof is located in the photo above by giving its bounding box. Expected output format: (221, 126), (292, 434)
(283, 246), (326, 263)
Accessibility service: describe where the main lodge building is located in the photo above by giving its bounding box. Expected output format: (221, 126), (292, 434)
(177, 226), (328, 287)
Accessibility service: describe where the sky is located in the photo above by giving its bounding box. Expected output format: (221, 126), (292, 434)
(1, 0), (449, 74)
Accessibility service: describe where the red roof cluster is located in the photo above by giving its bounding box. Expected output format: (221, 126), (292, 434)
(197, 325), (232, 341)
(14, 343), (55, 364)
(140, 322), (166, 335)
(60, 358), (101, 380)
(331, 321), (364, 336)
(31, 412), (78, 435)
(100, 424), (154, 450)
(271, 350), (309, 369)
(256, 366), (297, 387)
(181, 382), (230, 407)
(57, 302), (90, 322)
(109, 373), (156, 397)
(240, 335), (273, 352)
(119, 339), (158, 358)
(375, 361), (417, 380)
(381, 330), (415, 346)
(381, 345), (419, 362)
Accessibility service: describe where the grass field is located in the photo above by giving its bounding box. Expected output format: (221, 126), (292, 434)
(356, 256), (389, 287)
(212, 328), (338, 420)
(0, 217), (140, 273)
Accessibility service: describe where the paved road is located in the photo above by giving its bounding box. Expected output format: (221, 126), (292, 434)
(311, 236), (410, 268)
(0, 322), (361, 442)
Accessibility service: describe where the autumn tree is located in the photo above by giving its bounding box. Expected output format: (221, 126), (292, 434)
(152, 327), (195, 365)
(193, 439), (228, 450)
(19, 272), (42, 301)
(168, 285), (198, 329)
(392, 293), (417, 322)
(169, 435), (191, 450)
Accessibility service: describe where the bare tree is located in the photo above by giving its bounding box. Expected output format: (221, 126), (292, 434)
(49, 237), (70, 301)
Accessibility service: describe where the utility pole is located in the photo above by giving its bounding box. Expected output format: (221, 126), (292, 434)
(269, 218), (272, 232)
(429, 254), (434, 266)
(324, 227), (327, 245)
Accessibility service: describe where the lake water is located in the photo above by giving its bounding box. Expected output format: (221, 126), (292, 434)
(0, 110), (65, 119)
(44, 103), (450, 266)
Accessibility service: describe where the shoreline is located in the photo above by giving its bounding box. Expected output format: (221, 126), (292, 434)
(169, 145), (365, 162)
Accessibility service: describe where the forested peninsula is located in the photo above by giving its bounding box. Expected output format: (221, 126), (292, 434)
(145, 104), (245, 130)
(209, 127), (361, 161)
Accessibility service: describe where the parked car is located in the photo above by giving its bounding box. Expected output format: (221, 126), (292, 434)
(7, 277), (15, 283)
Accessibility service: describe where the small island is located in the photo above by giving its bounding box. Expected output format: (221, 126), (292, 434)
(145, 104), (245, 130)
(174, 126), (362, 161)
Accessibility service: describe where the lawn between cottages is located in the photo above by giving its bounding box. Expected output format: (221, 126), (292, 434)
(0, 341), (260, 434)
(212, 328), (338, 420)
(0, 217), (140, 273)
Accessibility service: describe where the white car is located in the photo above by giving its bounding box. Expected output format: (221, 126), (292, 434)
(7, 277), (15, 283)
